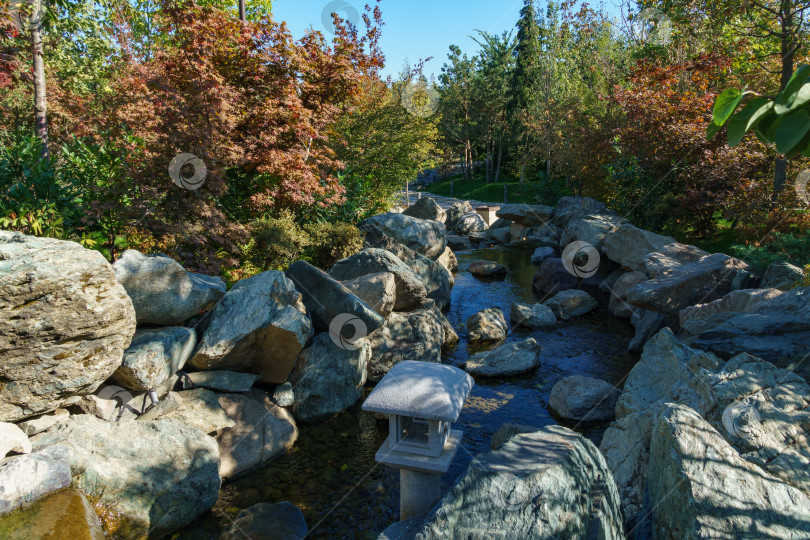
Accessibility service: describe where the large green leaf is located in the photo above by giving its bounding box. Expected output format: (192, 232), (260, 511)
(712, 88), (743, 127)
(774, 109), (810, 155)
(789, 83), (810, 112)
(707, 120), (723, 140)
(775, 65), (810, 114)
(754, 113), (781, 144)
(726, 97), (773, 146)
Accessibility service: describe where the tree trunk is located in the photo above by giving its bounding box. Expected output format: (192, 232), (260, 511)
(773, 3), (796, 201)
(495, 145), (503, 183)
(31, 25), (49, 163)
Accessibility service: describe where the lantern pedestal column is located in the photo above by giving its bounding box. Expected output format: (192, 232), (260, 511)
(400, 469), (441, 520)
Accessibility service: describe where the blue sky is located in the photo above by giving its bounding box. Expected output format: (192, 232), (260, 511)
(272, 0), (626, 80)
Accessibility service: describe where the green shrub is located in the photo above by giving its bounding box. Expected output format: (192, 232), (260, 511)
(242, 211), (311, 271)
(728, 231), (810, 272)
(240, 212), (364, 273)
(304, 221), (364, 269)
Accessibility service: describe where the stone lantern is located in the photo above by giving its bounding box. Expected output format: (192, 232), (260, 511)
(476, 205), (500, 227)
(362, 360), (474, 520)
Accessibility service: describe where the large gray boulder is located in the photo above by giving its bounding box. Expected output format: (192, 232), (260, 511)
(510, 302), (557, 329)
(31, 415), (221, 538)
(286, 260), (385, 334)
(466, 307), (508, 343)
(626, 253), (751, 314)
(289, 333), (370, 422)
(399, 249), (453, 310)
(0, 231), (136, 422)
(329, 249), (428, 311)
(544, 289), (598, 320)
(220, 501), (308, 540)
(761, 259), (805, 290)
(552, 197), (610, 229)
(0, 422), (30, 458)
(691, 312), (810, 380)
(0, 445), (71, 515)
(360, 213), (447, 260)
(453, 212), (487, 235)
(464, 338), (541, 377)
(112, 326), (196, 391)
(162, 388), (235, 434)
(531, 257), (579, 298)
(412, 426), (624, 539)
(649, 403), (810, 540)
(601, 223), (676, 272)
(188, 271), (312, 385)
(112, 249), (225, 325)
(367, 308), (445, 382)
(642, 242), (709, 278)
(678, 288), (783, 335)
(445, 201), (474, 231)
(446, 235), (472, 251)
(496, 204), (554, 227)
(340, 272), (396, 318)
(530, 246), (555, 265)
(559, 214), (626, 249)
(216, 391), (298, 480)
(526, 221), (562, 247)
(608, 271), (647, 319)
(548, 375), (620, 423)
(437, 246), (458, 276)
(402, 197), (446, 223)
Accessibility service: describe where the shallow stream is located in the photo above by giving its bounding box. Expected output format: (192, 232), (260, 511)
(180, 242), (639, 539)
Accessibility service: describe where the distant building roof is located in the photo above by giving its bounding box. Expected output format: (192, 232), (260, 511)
(362, 361), (474, 422)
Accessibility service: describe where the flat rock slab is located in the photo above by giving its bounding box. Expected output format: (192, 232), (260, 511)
(215, 391), (298, 480)
(0, 423), (30, 458)
(0, 445), (71, 516)
(0, 231), (136, 422)
(496, 204), (554, 226)
(163, 388), (235, 434)
(510, 302), (557, 329)
(185, 370), (260, 393)
(31, 415), (221, 538)
(113, 249), (225, 325)
(17, 409), (69, 437)
(601, 223), (676, 272)
(112, 326), (196, 391)
(465, 338), (541, 377)
(0, 487), (105, 540)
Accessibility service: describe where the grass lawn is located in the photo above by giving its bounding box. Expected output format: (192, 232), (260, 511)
(420, 173), (537, 205)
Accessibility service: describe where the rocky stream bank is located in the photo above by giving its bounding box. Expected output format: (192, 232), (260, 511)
(0, 195), (808, 539)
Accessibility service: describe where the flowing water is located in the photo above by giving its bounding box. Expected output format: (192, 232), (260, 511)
(180, 242), (639, 539)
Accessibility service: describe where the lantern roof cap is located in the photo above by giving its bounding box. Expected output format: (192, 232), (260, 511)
(362, 361), (474, 422)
